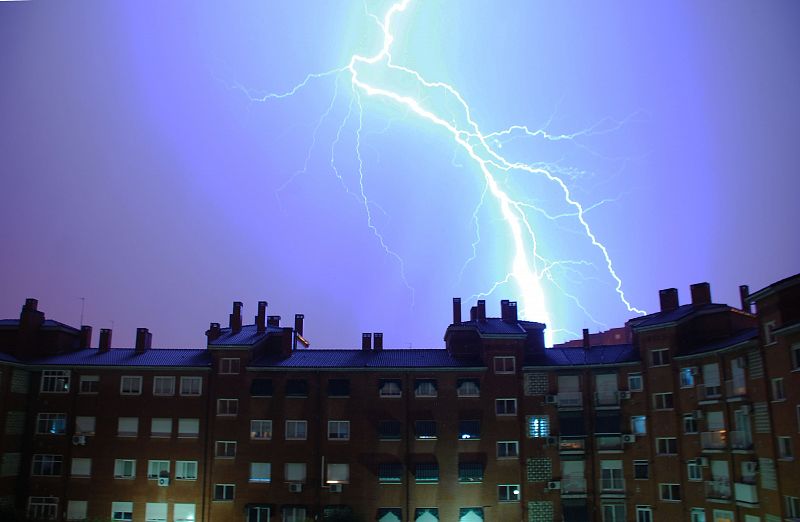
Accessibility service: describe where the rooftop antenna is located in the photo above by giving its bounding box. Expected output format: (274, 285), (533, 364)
(79, 297), (85, 326)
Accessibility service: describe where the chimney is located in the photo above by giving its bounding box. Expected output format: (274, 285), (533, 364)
(373, 332), (383, 351)
(19, 297), (44, 329)
(690, 282), (711, 306)
(99, 328), (112, 353)
(500, 300), (510, 321)
(362, 333), (372, 351)
(79, 326), (92, 349)
(229, 301), (243, 333)
(739, 285), (752, 313)
(135, 328), (152, 353)
(470, 306), (477, 321)
(24, 298), (38, 311)
(206, 322), (221, 342)
(452, 298), (462, 324)
(267, 315), (280, 327)
(293, 314), (304, 350)
(477, 300), (486, 322)
(256, 301), (267, 333)
(280, 327), (293, 356)
(582, 328), (590, 350)
(658, 288), (679, 312)
(508, 301), (518, 322)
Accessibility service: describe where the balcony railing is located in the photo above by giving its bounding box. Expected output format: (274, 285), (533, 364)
(700, 385), (723, 401)
(725, 378), (747, 398)
(594, 391), (620, 407)
(562, 477), (587, 495)
(557, 392), (583, 408)
(730, 430), (753, 450)
(701, 431), (727, 450)
(734, 482), (758, 504)
(705, 479), (732, 500)
(596, 435), (623, 451)
(558, 437), (586, 453)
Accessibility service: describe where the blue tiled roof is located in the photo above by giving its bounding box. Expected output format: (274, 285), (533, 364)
(628, 303), (728, 329)
(26, 348), (211, 367)
(208, 324), (282, 346)
(679, 328), (758, 357)
(251, 349), (483, 369)
(524, 344), (639, 367)
(0, 352), (20, 363)
(451, 318), (545, 337)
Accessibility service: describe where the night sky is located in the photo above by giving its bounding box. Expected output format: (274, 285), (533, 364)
(1, 1), (798, 349)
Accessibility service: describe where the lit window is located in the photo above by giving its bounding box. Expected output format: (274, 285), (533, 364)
(117, 417), (138, 437)
(150, 418), (172, 437)
(40, 370), (70, 393)
(778, 436), (793, 459)
(527, 415), (550, 438)
(690, 508), (706, 522)
(79, 375), (99, 394)
(285, 462), (307, 482)
(378, 420), (402, 440)
(219, 358), (240, 375)
(32, 454), (62, 476)
(653, 392), (674, 410)
(680, 367), (696, 387)
(633, 460), (649, 479)
(66, 500), (87, 521)
(635, 506), (653, 522)
(215, 441), (236, 458)
(179, 376), (202, 396)
(28, 497), (58, 520)
(495, 398), (517, 416)
(498, 484), (520, 502)
(175, 461), (197, 480)
(213, 484), (235, 501)
(628, 373), (643, 392)
(656, 437), (677, 455)
(250, 420), (272, 440)
(152, 376), (175, 396)
(458, 420), (480, 440)
(631, 415), (647, 435)
(326, 463), (350, 484)
(651, 349), (670, 367)
(147, 460), (170, 480)
(178, 418), (199, 438)
(659, 483), (681, 501)
(174, 504), (195, 522)
(379, 379), (402, 398)
(216, 398), (239, 416)
(70, 458), (91, 477)
(113, 459), (136, 479)
(772, 378), (786, 401)
(497, 441), (519, 458)
(286, 420), (307, 440)
(249, 462), (271, 483)
(414, 462), (438, 483)
(145, 503), (167, 522)
(328, 420), (350, 440)
(119, 376), (142, 395)
(378, 462), (402, 483)
(36, 413), (67, 435)
(111, 501), (133, 521)
(457, 378), (480, 397)
(493, 356), (515, 374)
(414, 420), (437, 439)
(414, 379), (437, 398)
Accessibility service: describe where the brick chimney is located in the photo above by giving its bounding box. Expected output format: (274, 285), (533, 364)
(19, 297), (44, 332)
(470, 306), (477, 321)
(477, 300), (486, 322)
(135, 328), (152, 353)
(293, 314), (304, 350)
(362, 333), (372, 351)
(452, 298), (462, 324)
(229, 301), (243, 333)
(79, 326), (92, 349)
(690, 282), (711, 306)
(267, 316), (280, 328)
(659, 288), (679, 312)
(582, 328), (590, 350)
(99, 328), (112, 353)
(500, 300), (510, 321)
(508, 301), (518, 322)
(256, 301), (267, 333)
(373, 332), (383, 351)
(739, 285), (752, 313)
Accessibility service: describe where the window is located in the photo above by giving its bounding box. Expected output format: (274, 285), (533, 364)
(178, 418), (199, 438)
(66, 500), (88, 521)
(247, 506), (271, 522)
(602, 504), (625, 522)
(631, 415), (647, 435)
(28, 497), (58, 520)
(415, 379), (438, 397)
(778, 436), (793, 459)
(250, 378), (273, 397)
(786, 496), (800, 518)
(283, 507), (306, 522)
(660, 483), (681, 501)
(217, 398), (238, 416)
(458, 461), (484, 483)
(688, 460), (703, 481)
(151, 418), (172, 437)
(651, 349), (670, 367)
(414, 508), (438, 521)
(175, 461), (197, 480)
(213, 484), (234, 501)
(114, 459), (136, 479)
(36, 413), (67, 435)
(152, 376), (175, 396)
(792, 343), (800, 370)
(215, 441), (236, 458)
(75, 416), (95, 435)
(494, 356), (515, 374)
(702, 363), (722, 397)
(250, 462), (271, 483)
(628, 373), (643, 392)
(118, 417), (138, 437)
(40, 370), (70, 393)
(79, 375), (99, 394)
(180, 376), (202, 396)
(496, 398), (517, 415)
(498, 484), (520, 502)
(458, 420), (480, 440)
(145, 503), (167, 522)
(377, 508), (402, 522)
(111, 501), (133, 521)
(326, 462), (350, 484)
(772, 378), (785, 401)
(120, 376), (142, 395)
(527, 415), (550, 438)
(497, 441), (519, 458)
(656, 437), (677, 455)
(601, 460), (624, 491)
(653, 392), (674, 410)
(378, 462), (402, 483)
(683, 414), (698, 434)
(680, 367), (696, 387)
(32, 454), (62, 476)
(379, 379), (402, 398)
(174, 504), (195, 522)
(286, 420), (307, 440)
(285, 462), (307, 482)
(328, 378), (350, 397)
(70, 457), (91, 477)
(633, 460), (649, 479)
(457, 378), (480, 397)
(378, 420), (401, 440)
(415, 462), (439, 483)
(251, 420), (272, 440)
(328, 420), (350, 440)
(147, 460), (170, 479)
(636, 506), (653, 522)
(415, 420), (437, 439)
(219, 358), (240, 374)
(690, 508), (706, 522)
(285, 379), (308, 397)
(763, 320), (776, 345)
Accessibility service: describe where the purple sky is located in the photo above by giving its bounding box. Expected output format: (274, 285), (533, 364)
(1, 1), (798, 349)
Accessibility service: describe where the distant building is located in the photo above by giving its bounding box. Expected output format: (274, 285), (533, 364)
(0, 274), (798, 522)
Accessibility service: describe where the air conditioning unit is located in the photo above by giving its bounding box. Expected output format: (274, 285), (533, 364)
(693, 410), (704, 420)
(329, 483), (343, 493)
(71, 435), (86, 446)
(546, 436), (558, 445)
(547, 481), (561, 491)
(622, 434), (636, 444)
(545, 395), (558, 405)
(157, 477), (170, 487)
(619, 391), (631, 399)
(289, 483), (303, 493)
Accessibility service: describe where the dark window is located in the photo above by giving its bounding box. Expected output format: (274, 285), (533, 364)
(415, 420), (437, 439)
(415, 462), (439, 483)
(414, 379), (437, 397)
(458, 462), (484, 483)
(559, 413), (586, 436)
(457, 378), (480, 397)
(286, 379), (308, 397)
(327, 379), (350, 397)
(250, 379), (273, 397)
(378, 463), (403, 483)
(378, 420), (402, 440)
(213, 484), (234, 500)
(459, 420), (481, 440)
(595, 413), (621, 434)
(634, 460), (649, 479)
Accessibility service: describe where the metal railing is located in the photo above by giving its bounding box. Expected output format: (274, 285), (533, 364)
(558, 437), (586, 452)
(596, 435), (623, 451)
(557, 391), (583, 408)
(730, 430), (753, 450)
(705, 479), (731, 500)
(734, 482), (758, 504)
(562, 477), (587, 494)
(700, 431), (727, 450)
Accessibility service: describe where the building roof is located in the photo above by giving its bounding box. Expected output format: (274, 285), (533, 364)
(448, 318), (545, 338)
(0, 351), (20, 363)
(677, 327), (758, 357)
(748, 272), (800, 302)
(524, 344), (639, 367)
(0, 319), (79, 331)
(207, 324), (282, 346)
(26, 348), (211, 367)
(251, 348), (484, 369)
(627, 303), (729, 329)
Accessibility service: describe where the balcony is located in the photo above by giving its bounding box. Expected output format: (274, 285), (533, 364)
(725, 378), (747, 399)
(699, 385), (723, 401)
(730, 431), (753, 451)
(594, 391), (620, 408)
(557, 392), (583, 409)
(734, 482), (758, 505)
(705, 479), (732, 501)
(701, 431), (727, 451)
(562, 477), (587, 496)
(596, 435), (623, 452)
(558, 437), (586, 454)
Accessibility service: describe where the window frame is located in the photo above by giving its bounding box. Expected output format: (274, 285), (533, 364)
(628, 372), (643, 392)
(631, 415), (647, 435)
(35, 413), (67, 435)
(653, 392), (674, 410)
(213, 483), (235, 501)
(497, 440), (519, 459)
(659, 483), (681, 502)
(147, 460), (170, 480)
(40, 370), (70, 394)
(495, 398), (518, 416)
(772, 378), (786, 401)
(414, 420), (437, 440)
(328, 420), (351, 441)
(152, 376), (175, 396)
(683, 413), (698, 434)
(633, 460), (649, 480)
(150, 417), (172, 437)
(216, 398), (239, 416)
(215, 440), (237, 459)
(70, 457), (91, 478)
(78, 375), (99, 394)
(31, 454), (63, 476)
(679, 367), (696, 388)
(635, 506), (653, 522)
(117, 417), (139, 437)
(527, 415), (550, 438)
(250, 419), (273, 440)
(650, 349), (670, 367)
(414, 379), (438, 398)
(111, 501), (134, 522)
(656, 437), (678, 455)
(285, 420), (308, 440)
(175, 460), (198, 480)
(249, 462), (272, 483)
(219, 358), (240, 375)
(113, 459), (136, 479)
(493, 356), (516, 374)
(498, 484), (520, 502)
(458, 419), (481, 440)
(379, 379), (402, 398)
(119, 376), (142, 396)
(687, 460), (703, 481)
(778, 436), (793, 459)
(177, 418), (199, 438)
(457, 378), (480, 397)
(179, 376), (202, 396)
(28, 497), (59, 521)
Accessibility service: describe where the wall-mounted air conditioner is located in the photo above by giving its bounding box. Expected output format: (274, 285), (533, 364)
(157, 477), (170, 487)
(622, 434), (636, 444)
(289, 483), (303, 493)
(72, 435), (86, 446)
(545, 395), (558, 405)
(329, 483), (343, 493)
(547, 481), (561, 491)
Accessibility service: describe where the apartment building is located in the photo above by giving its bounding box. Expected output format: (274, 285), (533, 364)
(0, 273), (798, 522)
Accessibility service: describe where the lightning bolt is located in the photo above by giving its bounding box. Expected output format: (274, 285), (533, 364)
(235, 0), (646, 345)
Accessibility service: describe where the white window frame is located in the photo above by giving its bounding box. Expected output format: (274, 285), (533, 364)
(174, 504), (196, 522)
(179, 376), (202, 396)
(66, 500), (88, 521)
(786, 496), (800, 518)
(216, 398), (239, 416)
(763, 320), (776, 345)
(493, 356), (516, 374)
(28, 497), (59, 520)
(495, 398), (517, 416)
(631, 415), (647, 435)
(175, 460), (198, 480)
(213, 483), (235, 501)
(656, 437), (677, 455)
(70, 457), (91, 478)
(602, 504), (625, 522)
(457, 378), (480, 397)
(36, 413), (67, 435)
(120, 376), (142, 395)
(628, 372), (643, 392)
(79, 375), (99, 394)
(690, 508), (706, 522)
(498, 484), (520, 502)
(286, 420), (307, 440)
(683, 413), (698, 434)
(772, 378), (786, 401)
(414, 379), (437, 398)
(152, 376), (175, 396)
(147, 460), (170, 480)
(250, 419), (272, 440)
(111, 501), (133, 521)
(285, 462), (307, 482)
(327, 420), (350, 441)
(653, 392), (674, 410)
(635, 505), (653, 522)
(633, 460), (649, 480)
(778, 436), (793, 459)
(497, 440), (519, 459)
(113, 459), (136, 479)
(379, 379), (402, 398)
(219, 358), (240, 375)
(40, 370), (70, 393)
(687, 460), (703, 481)
(145, 502), (168, 522)
(215, 440), (236, 458)
(75, 415), (96, 435)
